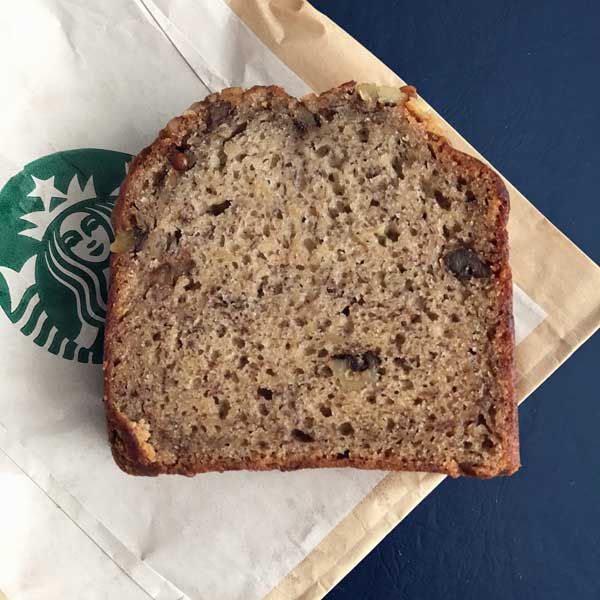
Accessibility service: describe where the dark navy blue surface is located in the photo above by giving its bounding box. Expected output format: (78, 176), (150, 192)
(310, 1), (600, 599)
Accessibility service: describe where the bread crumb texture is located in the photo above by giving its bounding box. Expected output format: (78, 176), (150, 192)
(104, 83), (517, 478)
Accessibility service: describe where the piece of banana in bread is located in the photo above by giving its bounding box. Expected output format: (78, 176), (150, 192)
(103, 83), (517, 478)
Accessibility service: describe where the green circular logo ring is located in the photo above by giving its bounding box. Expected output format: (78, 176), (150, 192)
(0, 149), (132, 364)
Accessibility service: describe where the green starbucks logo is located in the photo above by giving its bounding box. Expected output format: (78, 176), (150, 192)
(0, 149), (132, 364)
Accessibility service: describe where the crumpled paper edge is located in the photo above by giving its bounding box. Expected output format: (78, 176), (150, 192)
(225, 1), (600, 599)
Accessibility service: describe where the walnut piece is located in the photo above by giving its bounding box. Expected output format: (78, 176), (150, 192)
(110, 230), (135, 254)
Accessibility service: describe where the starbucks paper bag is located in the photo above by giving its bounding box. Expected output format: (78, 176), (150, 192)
(1, 1), (599, 600)
(1, 4), (382, 599)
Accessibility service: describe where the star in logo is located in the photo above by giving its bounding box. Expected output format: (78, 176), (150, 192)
(27, 175), (66, 211)
(20, 175), (97, 241)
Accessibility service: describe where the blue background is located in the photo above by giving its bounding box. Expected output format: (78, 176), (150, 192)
(310, 1), (600, 599)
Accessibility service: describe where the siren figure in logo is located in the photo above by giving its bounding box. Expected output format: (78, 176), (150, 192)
(0, 149), (131, 364)
(0, 170), (121, 363)
(39, 200), (114, 359)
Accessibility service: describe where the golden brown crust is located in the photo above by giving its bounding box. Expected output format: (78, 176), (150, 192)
(104, 83), (518, 478)
(430, 140), (518, 476)
(107, 445), (503, 479)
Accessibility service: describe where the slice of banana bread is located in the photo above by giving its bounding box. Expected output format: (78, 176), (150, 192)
(103, 83), (517, 478)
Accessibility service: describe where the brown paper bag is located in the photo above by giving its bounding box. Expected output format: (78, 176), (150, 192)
(225, 1), (600, 598)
